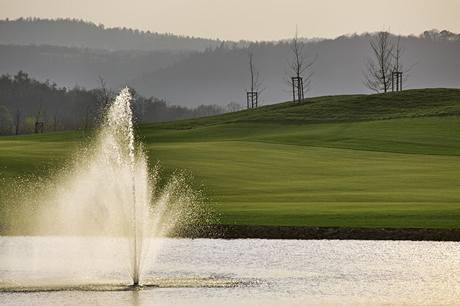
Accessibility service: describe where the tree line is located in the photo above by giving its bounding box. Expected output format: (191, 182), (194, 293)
(0, 71), (234, 135)
(0, 18), (222, 52)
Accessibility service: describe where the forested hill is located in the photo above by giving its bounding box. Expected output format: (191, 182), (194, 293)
(131, 33), (460, 106)
(0, 72), (229, 135)
(0, 18), (223, 51)
(0, 19), (459, 107)
(0, 44), (188, 89)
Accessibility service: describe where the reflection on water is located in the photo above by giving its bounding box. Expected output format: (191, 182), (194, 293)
(1, 237), (460, 305)
(131, 290), (140, 306)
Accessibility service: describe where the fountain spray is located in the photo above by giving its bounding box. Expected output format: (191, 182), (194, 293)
(124, 88), (140, 286)
(108, 87), (140, 286)
(15, 86), (207, 288)
(132, 175), (139, 286)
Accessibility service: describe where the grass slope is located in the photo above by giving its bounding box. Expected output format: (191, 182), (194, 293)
(1, 89), (460, 229)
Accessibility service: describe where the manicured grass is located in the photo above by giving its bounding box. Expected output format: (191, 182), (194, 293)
(145, 138), (460, 228)
(0, 131), (85, 178)
(1, 89), (460, 229)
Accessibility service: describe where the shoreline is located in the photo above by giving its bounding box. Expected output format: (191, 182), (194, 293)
(3, 225), (460, 241)
(176, 225), (460, 241)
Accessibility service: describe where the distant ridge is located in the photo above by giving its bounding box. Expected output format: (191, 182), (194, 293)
(0, 18), (459, 106)
(0, 18), (224, 51)
(1, 18), (458, 52)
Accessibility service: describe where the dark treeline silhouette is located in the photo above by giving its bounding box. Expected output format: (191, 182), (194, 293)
(0, 18), (224, 51)
(0, 44), (189, 89)
(0, 72), (230, 135)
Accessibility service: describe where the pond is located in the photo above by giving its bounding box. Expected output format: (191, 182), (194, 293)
(1, 237), (460, 305)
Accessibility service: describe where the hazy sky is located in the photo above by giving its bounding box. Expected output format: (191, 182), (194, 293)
(1, 0), (459, 40)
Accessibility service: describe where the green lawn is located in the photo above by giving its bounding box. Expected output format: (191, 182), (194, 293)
(1, 89), (460, 229)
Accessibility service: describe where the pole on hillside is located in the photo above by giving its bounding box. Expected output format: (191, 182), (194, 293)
(246, 91), (258, 109)
(291, 76), (304, 102)
(391, 71), (403, 92)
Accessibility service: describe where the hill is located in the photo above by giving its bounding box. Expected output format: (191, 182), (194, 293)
(144, 88), (460, 127)
(1, 89), (460, 233)
(0, 18), (222, 51)
(131, 35), (460, 106)
(0, 21), (458, 105)
(0, 72), (228, 134)
(0, 44), (187, 89)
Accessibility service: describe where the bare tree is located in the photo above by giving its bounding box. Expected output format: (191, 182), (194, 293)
(83, 104), (92, 132)
(391, 35), (416, 91)
(96, 76), (112, 120)
(246, 49), (263, 109)
(391, 35), (404, 92)
(53, 110), (59, 132)
(364, 31), (394, 93)
(34, 104), (44, 133)
(287, 29), (315, 102)
(393, 36), (403, 74)
(226, 101), (242, 112)
(14, 109), (21, 135)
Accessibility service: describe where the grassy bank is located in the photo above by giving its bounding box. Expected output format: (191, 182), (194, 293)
(1, 89), (460, 229)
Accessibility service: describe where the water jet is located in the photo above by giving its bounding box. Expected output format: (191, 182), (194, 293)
(3, 87), (204, 287)
(1, 87), (214, 294)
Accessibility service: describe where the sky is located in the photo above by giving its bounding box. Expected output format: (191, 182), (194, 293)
(0, 0), (459, 41)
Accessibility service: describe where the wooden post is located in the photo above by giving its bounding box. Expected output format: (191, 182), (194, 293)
(292, 76), (304, 103)
(392, 71), (403, 92)
(298, 78), (301, 102)
(300, 78), (304, 101)
(246, 91), (258, 109)
(392, 72), (395, 92)
(246, 92), (250, 109)
(399, 72), (403, 91)
(292, 77), (296, 102)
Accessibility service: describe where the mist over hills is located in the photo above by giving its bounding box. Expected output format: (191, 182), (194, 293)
(0, 18), (459, 107)
(131, 35), (460, 106)
(0, 18), (222, 51)
(0, 44), (188, 89)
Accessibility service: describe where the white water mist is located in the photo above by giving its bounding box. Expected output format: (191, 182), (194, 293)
(15, 87), (209, 286)
(106, 87), (140, 285)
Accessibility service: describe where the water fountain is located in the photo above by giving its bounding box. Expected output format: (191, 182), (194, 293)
(75, 87), (147, 286)
(1, 87), (208, 289)
(107, 87), (141, 286)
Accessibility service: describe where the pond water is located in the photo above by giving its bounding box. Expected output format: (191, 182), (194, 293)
(1, 237), (460, 306)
